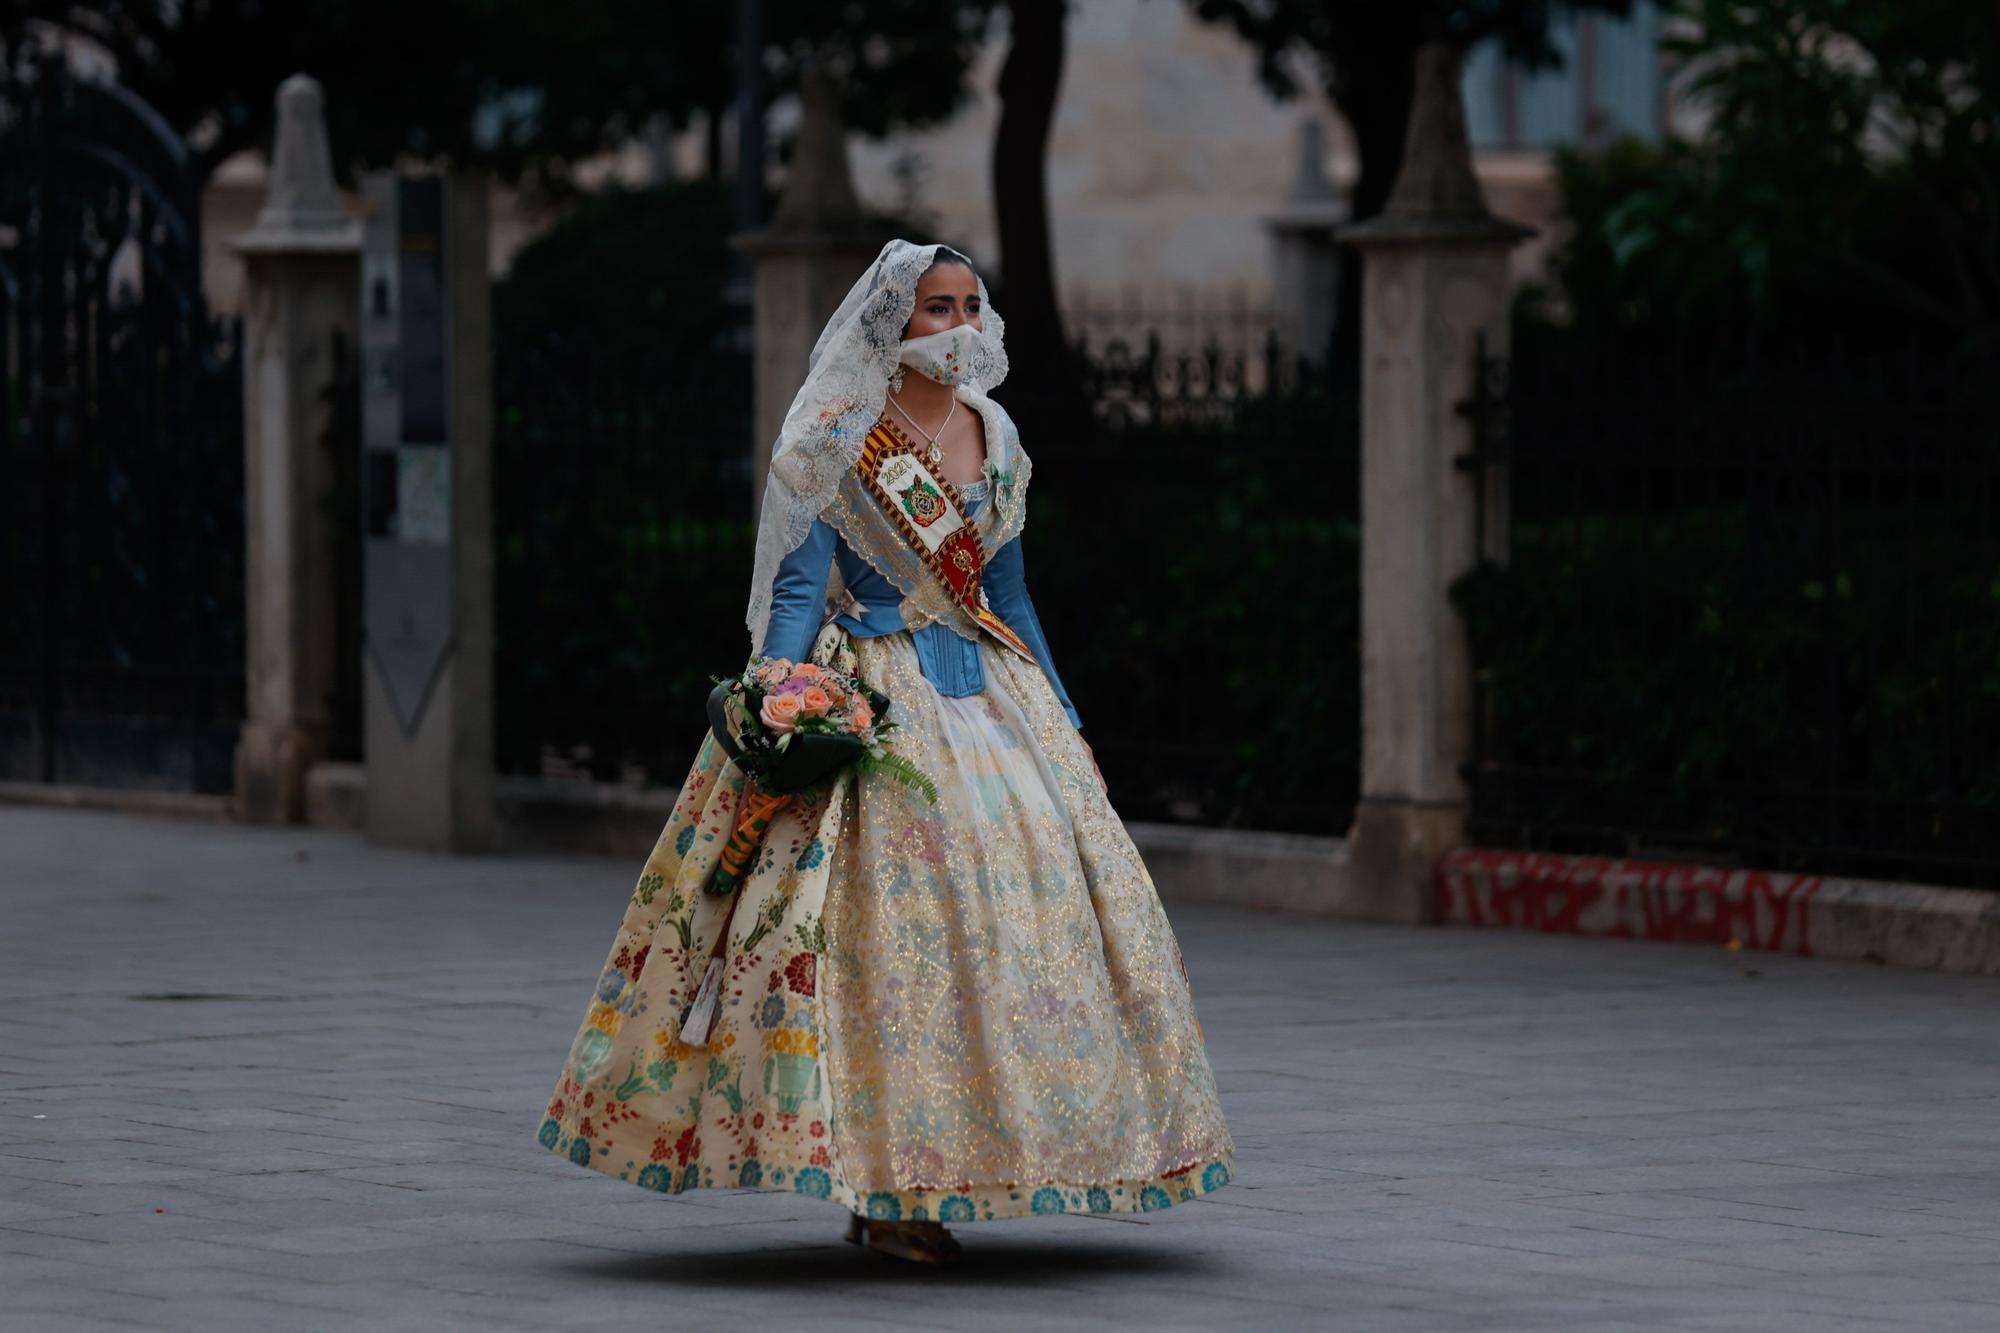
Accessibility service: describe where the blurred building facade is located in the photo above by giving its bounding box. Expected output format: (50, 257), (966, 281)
(841, 0), (1672, 345)
(845, 0), (1344, 353)
(191, 0), (1671, 350)
(1461, 1), (1671, 285)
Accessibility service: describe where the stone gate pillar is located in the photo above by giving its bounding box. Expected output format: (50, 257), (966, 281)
(357, 167), (498, 854)
(1339, 44), (1528, 922)
(733, 68), (889, 506)
(232, 75), (361, 824)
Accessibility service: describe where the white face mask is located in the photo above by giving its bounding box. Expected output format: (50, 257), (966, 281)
(898, 323), (981, 387)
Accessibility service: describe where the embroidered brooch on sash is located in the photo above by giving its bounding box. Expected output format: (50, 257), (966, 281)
(898, 475), (948, 527)
(858, 420), (1038, 664)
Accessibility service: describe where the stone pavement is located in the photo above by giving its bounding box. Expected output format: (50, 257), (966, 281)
(5, 807), (2000, 1332)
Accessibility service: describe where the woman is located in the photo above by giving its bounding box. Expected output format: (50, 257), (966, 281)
(535, 240), (1233, 1265)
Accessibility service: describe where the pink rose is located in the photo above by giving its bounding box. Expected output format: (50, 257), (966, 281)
(799, 686), (833, 717)
(759, 693), (803, 733)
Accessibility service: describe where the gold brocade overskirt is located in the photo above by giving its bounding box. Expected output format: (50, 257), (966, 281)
(534, 630), (1234, 1222)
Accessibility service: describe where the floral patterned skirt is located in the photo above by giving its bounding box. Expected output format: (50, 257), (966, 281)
(534, 628), (1234, 1222)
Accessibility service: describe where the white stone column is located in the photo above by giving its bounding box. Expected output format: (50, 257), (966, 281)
(733, 67), (888, 505)
(1340, 45), (1528, 922)
(231, 75), (361, 824)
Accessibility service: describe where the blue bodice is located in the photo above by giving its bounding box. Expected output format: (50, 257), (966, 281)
(757, 482), (1081, 730)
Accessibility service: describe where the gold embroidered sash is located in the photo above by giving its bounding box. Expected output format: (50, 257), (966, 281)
(856, 420), (1037, 663)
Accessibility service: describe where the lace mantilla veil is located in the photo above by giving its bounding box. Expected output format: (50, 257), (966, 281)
(744, 239), (1009, 651)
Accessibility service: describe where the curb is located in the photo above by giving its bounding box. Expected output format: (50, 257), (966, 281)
(1123, 821), (1350, 914)
(20, 776), (1995, 978)
(0, 780), (233, 822)
(298, 762), (1357, 909)
(1437, 847), (2000, 976)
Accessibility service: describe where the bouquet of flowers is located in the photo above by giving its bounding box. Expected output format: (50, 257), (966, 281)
(702, 656), (936, 899)
(679, 655), (937, 1047)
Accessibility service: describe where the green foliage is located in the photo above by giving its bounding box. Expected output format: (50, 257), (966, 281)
(492, 181), (756, 781)
(500, 182), (738, 384)
(1543, 0), (2000, 356)
(4, 1), (996, 187)
(1028, 388), (1359, 836)
(856, 749), (942, 805)
(1471, 0), (2000, 880)
(488, 173), (1359, 833)
(1451, 492), (2000, 872)
(1184, 0), (1636, 222)
(1457, 271), (2000, 882)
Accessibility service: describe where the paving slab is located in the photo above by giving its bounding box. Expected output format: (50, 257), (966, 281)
(4, 805), (2000, 1331)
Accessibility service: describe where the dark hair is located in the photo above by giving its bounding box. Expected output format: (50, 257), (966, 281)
(897, 245), (980, 340)
(928, 245), (976, 278)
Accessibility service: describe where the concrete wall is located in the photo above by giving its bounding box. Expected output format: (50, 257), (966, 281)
(1439, 847), (2000, 977)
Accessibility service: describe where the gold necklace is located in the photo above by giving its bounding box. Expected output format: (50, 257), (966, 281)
(888, 392), (955, 466)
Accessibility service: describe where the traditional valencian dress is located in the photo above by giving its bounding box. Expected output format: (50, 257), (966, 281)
(535, 240), (1233, 1225)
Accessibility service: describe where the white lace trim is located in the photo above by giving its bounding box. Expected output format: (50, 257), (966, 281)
(745, 240), (1009, 650)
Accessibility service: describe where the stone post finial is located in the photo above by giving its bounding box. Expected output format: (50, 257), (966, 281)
(1383, 44), (1489, 222)
(238, 73), (357, 248)
(769, 63), (864, 233)
(1334, 43), (1529, 922)
(1343, 43), (1530, 244)
(734, 58), (888, 508)
(231, 73), (361, 822)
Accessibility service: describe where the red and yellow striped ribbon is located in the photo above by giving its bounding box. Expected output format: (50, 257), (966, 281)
(709, 789), (794, 896)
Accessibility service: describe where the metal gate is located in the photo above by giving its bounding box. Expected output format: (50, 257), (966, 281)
(0, 57), (245, 793)
(1454, 322), (2000, 889)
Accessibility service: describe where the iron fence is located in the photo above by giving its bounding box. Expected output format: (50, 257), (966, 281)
(0, 62), (246, 793)
(490, 319), (1358, 837)
(1076, 329), (1315, 428)
(490, 313), (756, 788)
(1034, 360), (1357, 836)
(1456, 324), (2000, 887)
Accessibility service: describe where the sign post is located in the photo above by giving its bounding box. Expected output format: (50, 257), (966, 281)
(358, 169), (497, 852)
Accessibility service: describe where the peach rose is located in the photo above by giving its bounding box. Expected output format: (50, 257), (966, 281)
(756, 658), (794, 688)
(793, 662), (824, 681)
(848, 699), (875, 730)
(759, 693), (803, 733)
(799, 686), (833, 716)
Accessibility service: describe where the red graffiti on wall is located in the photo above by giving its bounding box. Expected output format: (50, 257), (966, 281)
(1436, 848), (1826, 956)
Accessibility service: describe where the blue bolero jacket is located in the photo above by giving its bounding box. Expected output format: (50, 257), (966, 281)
(757, 483), (1081, 731)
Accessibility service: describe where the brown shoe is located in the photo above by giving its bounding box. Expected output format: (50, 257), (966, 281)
(844, 1214), (962, 1266)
